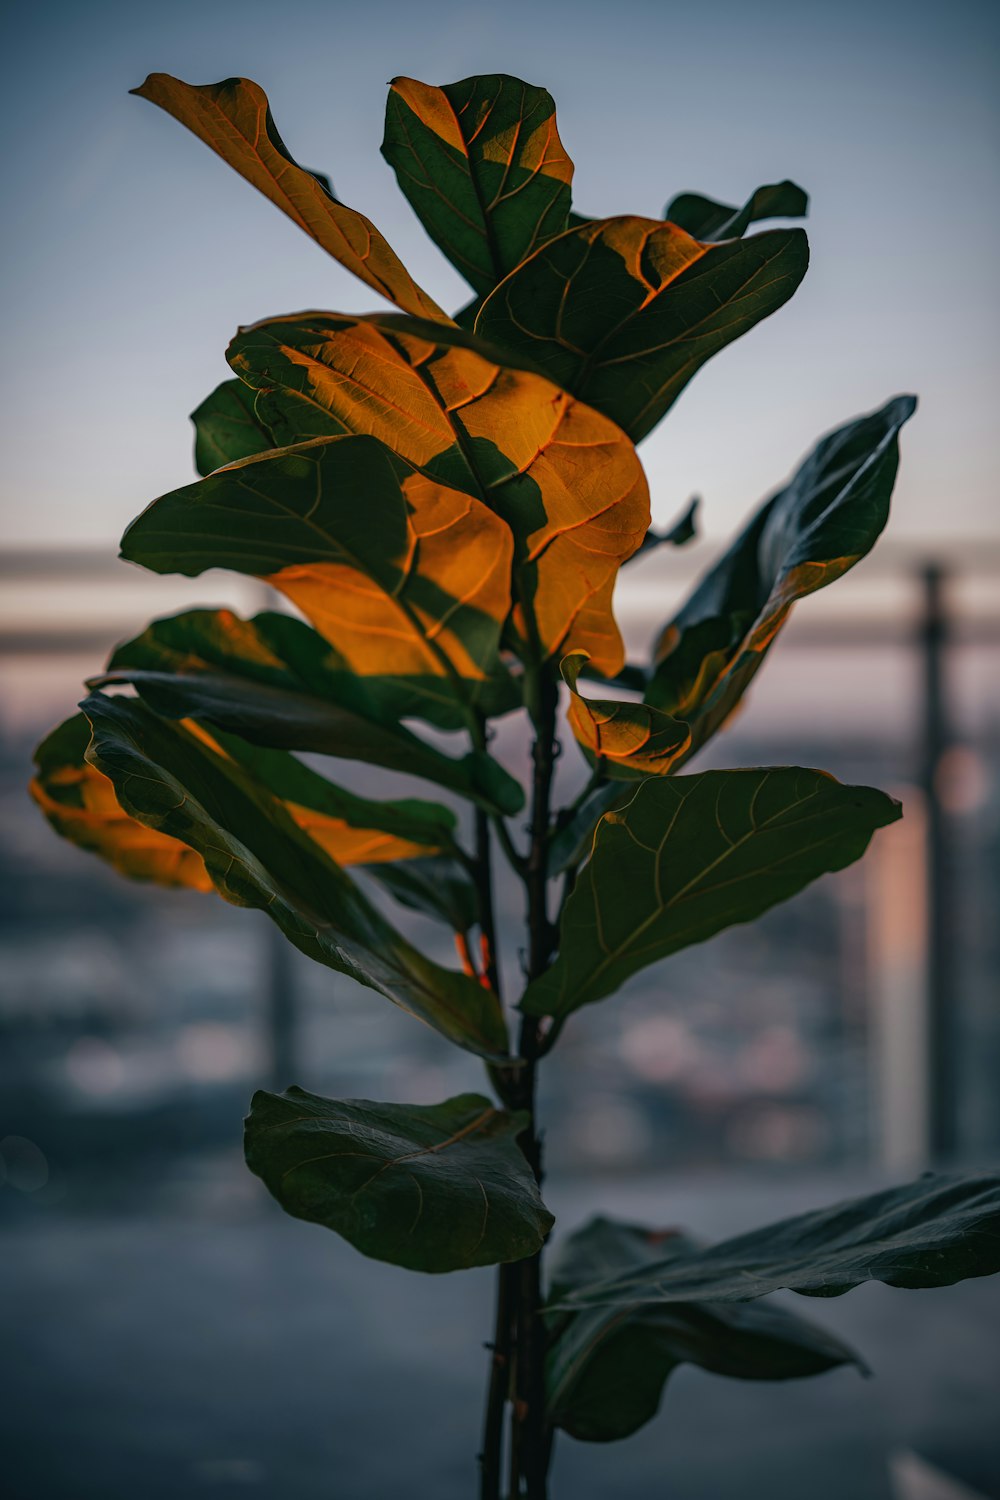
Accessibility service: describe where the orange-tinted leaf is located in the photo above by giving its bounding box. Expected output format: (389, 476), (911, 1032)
(561, 652), (690, 780)
(99, 609), (523, 813)
(382, 73), (573, 295)
(132, 74), (446, 320)
(229, 313), (649, 674)
(121, 434), (515, 728)
(30, 713), (212, 891)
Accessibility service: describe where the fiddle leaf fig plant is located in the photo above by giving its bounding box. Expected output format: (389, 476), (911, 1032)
(30, 69), (1000, 1500)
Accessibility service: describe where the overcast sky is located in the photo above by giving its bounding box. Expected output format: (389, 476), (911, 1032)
(2, 0), (998, 551)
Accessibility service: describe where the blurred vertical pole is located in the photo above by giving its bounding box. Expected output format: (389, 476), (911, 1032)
(266, 919), (296, 1090)
(919, 563), (957, 1160)
(868, 798), (930, 1175)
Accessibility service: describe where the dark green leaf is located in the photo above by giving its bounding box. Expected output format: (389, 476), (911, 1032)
(100, 609), (524, 815)
(82, 693), (509, 1058)
(666, 180), (808, 242)
(191, 378), (273, 476)
(382, 73), (573, 296)
(120, 433), (516, 732)
(475, 218), (808, 442)
(522, 767), (900, 1019)
(546, 1216), (860, 1442)
(645, 397), (917, 757)
(245, 1087), (553, 1271)
(555, 1173), (1000, 1310)
(365, 856), (479, 936)
(632, 497), (699, 557)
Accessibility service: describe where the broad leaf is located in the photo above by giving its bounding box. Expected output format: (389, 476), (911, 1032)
(132, 74), (446, 319)
(561, 652), (690, 779)
(120, 433), (516, 731)
(191, 378), (273, 476)
(228, 311), (649, 675)
(245, 1087), (553, 1271)
(475, 218), (808, 442)
(555, 1173), (1000, 1310)
(522, 767), (900, 1019)
(101, 609), (524, 814)
(82, 693), (509, 1058)
(645, 396), (917, 756)
(666, 180), (808, 242)
(382, 73), (574, 296)
(365, 855), (479, 937)
(30, 713), (212, 891)
(546, 1216), (859, 1442)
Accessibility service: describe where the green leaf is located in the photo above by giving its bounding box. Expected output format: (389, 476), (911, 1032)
(228, 311), (649, 676)
(244, 1087), (553, 1272)
(132, 74), (447, 319)
(382, 73), (574, 296)
(645, 396), (917, 755)
(561, 651), (690, 779)
(522, 767), (900, 1020)
(666, 180), (808, 242)
(555, 1173), (1000, 1310)
(100, 609), (523, 815)
(191, 379), (273, 476)
(546, 1216), (860, 1442)
(364, 855), (479, 937)
(120, 433), (516, 732)
(631, 497), (699, 557)
(474, 218), (808, 442)
(82, 693), (509, 1059)
(30, 713), (213, 892)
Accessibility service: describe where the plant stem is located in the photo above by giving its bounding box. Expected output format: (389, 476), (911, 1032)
(507, 667), (560, 1498)
(475, 771), (513, 1500)
(479, 1262), (513, 1500)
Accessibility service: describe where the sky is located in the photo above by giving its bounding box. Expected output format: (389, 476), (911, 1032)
(1, 0), (998, 556)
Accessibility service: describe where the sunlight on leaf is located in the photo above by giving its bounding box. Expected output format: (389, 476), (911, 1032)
(121, 434), (515, 730)
(132, 74), (447, 319)
(561, 651), (690, 779)
(30, 713), (212, 892)
(229, 311), (649, 674)
(475, 216), (808, 441)
(383, 73), (573, 296)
